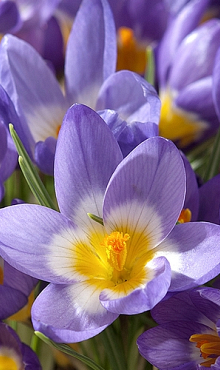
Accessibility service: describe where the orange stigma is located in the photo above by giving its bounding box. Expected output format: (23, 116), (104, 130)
(178, 208), (192, 223)
(190, 333), (220, 367)
(102, 231), (130, 271)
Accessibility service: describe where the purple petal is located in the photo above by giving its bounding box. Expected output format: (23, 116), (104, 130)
(32, 283), (118, 342)
(181, 153), (199, 221)
(103, 137), (185, 245)
(100, 256), (171, 314)
(0, 34), (67, 143)
(55, 104), (122, 222)
(96, 70), (161, 124)
(65, 0), (116, 107)
(157, 0), (210, 86)
(198, 174), (220, 224)
(157, 222), (220, 291)
(212, 46), (220, 121)
(35, 137), (57, 175)
(175, 77), (219, 136)
(21, 343), (42, 370)
(0, 1), (22, 33)
(0, 204), (80, 284)
(169, 19), (220, 91)
(0, 286), (27, 320)
(137, 321), (213, 369)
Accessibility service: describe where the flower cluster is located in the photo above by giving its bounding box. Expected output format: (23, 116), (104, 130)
(1, 0), (220, 369)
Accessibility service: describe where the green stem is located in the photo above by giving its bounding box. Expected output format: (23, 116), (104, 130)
(35, 332), (105, 370)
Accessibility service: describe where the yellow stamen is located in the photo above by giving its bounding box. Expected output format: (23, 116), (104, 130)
(0, 355), (20, 370)
(117, 27), (146, 74)
(190, 333), (220, 367)
(159, 90), (208, 147)
(102, 231), (130, 272)
(56, 124), (61, 137)
(178, 208), (192, 223)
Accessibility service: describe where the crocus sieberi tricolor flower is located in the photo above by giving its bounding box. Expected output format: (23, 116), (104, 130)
(0, 0), (160, 174)
(0, 321), (41, 369)
(157, 0), (220, 148)
(137, 287), (220, 369)
(0, 104), (220, 343)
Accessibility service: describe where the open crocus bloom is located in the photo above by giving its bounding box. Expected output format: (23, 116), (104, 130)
(0, 0), (160, 174)
(157, 0), (220, 148)
(0, 105), (220, 343)
(0, 322), (41, 369)
(137, 287), (220, 369)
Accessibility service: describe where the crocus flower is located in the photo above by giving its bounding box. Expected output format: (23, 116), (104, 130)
(0, 104), (220, 343)
(0, 0), (160, 174)
(0, 321), (41, 369)
(157, 0), (220, 149)
(0, 256), (37, 320)
(0, 0), (64, 73)
(137, 287), (220, 369)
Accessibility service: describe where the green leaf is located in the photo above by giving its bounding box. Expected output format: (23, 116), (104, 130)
(203, 127), (220, 182)
(9, 124), (56, 209)
(145, 46), (155, 87)
(35, 332), (106, 370)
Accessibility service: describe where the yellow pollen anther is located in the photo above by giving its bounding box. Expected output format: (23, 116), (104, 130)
(178, 208), (192, 223)
(190, 333), (220, 367)
(56, 124), (61, 137)
(102, 231), (130, 271)
(117, 27), (146, 74)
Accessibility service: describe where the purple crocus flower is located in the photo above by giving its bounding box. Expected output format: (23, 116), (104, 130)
(0, 0), (160, 174)
(0, 321), (41, 369)
(157, 0), (220, 149)
(0, 0), (64, 72)
(0, 104), (220, 342)
(137, 287), (220, 369)
(0, 256), (37, 320)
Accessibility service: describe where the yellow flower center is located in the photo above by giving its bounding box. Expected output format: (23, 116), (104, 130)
(190, 333), (220, 367)
(0, 352), (21, 370)
(102, 231), (130, 272)
(177, 208), (192, 223)
(159, 90), (208, 148)
(116, 27), (146, 74)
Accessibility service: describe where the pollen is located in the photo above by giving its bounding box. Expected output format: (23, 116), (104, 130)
(178, 208), (192, 223)
(102, 231), (130, 271)
(190, 333), (220, 367)
(116, 27), (146, 74)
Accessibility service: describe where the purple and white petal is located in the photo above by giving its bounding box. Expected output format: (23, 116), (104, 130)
(55, 104), (123, 224)
(156, 222), (220, 291)
(65, 0), (116, 108)
(32, 282), (118, 343)
(0, 204), (83, 284)
(0, 34), (67, 142)
(103, 137), (185, 246)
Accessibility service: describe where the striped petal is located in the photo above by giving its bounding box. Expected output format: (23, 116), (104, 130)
(32, 282), (118, 342)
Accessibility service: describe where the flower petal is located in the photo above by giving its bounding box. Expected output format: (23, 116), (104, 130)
(0, 34), (67, 142)
(103, 136), (186, 246)
(156, 222), (220, 291)
(55, 104), (123, 223)
(65, 0), (116, 108)
(0, 204), (81, 284)
(100, 256), (171, 314)
(32, 282), (118, 342)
